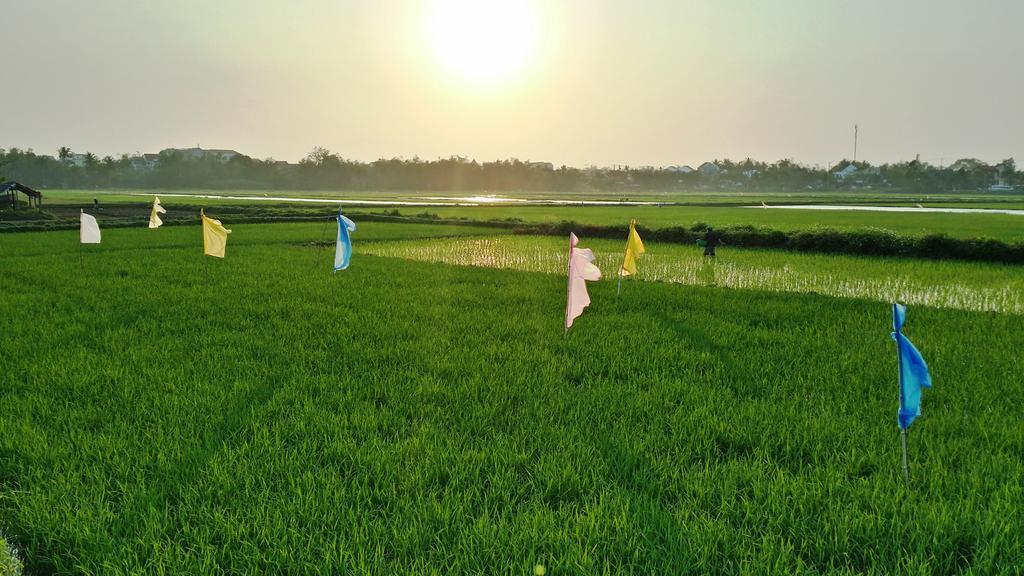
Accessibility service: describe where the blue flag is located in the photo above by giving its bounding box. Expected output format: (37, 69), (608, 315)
(891, 303), (932, 430)
(333, 210), (356, 272)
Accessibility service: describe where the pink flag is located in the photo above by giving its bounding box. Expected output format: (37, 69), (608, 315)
(565, 232), (602, 330)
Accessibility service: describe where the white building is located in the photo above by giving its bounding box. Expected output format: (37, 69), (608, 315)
(161, 147), (241, 162)
(698, 162), (721, 176)
(62, 153), (89, 167)
(130, 154), (161, 171)
(834, 164), (858, 181)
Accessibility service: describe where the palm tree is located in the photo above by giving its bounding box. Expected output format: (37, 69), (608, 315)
(58, 146), (72, 161)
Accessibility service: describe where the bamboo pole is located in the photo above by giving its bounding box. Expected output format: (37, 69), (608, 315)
(616, 220), (633, 298)
(564, 233), (573, 334)
(900, 429), (910, 485)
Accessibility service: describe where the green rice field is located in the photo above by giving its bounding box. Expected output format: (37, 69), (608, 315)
(1, 221), (1022, 574)
(363, 236), (1024, 314)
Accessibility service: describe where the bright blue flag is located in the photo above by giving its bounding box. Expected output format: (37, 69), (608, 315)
(891, 303), (932, 430)
(333, 209), (356, 272)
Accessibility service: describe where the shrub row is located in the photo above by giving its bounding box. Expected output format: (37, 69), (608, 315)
(506, 220), (1024, 264)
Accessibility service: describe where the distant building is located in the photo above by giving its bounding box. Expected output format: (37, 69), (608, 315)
(698, 162), (721, 176)
(130, 153), (161, 171)
(666, 165), (694, 173)
(742, 169), (760, 179)
(160, 147), (241, 162)
(527, 161), (554, 170)
(834, 164), (858, 181)
(62, 153), (89, 167)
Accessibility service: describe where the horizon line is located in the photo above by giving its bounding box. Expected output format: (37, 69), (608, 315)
(2, 144), (1017, 171)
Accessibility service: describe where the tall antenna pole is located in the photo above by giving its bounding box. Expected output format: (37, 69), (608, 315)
(854, 124), (858, 162)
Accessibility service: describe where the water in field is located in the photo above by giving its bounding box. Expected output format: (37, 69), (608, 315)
(127, 191), (662, 207)
(122, 191), (1024, 212)
(750, 204), (1024, 216)
(362, 236), (1023, 314)
(411, 195), (663, 206)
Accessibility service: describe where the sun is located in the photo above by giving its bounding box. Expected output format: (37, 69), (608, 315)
(426, 0), (538, 87)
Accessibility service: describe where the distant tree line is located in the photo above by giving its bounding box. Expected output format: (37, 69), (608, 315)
(0, 146), (1018, 193)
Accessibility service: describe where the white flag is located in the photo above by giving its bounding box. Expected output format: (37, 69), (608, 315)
(149, 196), (166, 228)
(80, 210), (101, 244)
(565, 232), (601, 330)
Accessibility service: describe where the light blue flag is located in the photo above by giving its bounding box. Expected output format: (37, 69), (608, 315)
(891, 303), (932, 430)
(333, 209), (356, 272)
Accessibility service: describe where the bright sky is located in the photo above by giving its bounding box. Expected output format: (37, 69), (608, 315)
(4, 0), (1022, 167)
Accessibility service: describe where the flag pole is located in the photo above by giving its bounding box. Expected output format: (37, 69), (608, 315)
(316, 207), (333, 270)
(618, 218), (634, 295)
(564, 233), (573, 334)
(894, 303), (910, 486)
(332, 205), (343, 272)
(616, 221), (630, 298)
(900, 429), (910, 485)
(79, 209), (84, 269)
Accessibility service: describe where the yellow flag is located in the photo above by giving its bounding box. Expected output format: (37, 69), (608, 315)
(201, 209), (231, 258)
(620, 220), (645, 276)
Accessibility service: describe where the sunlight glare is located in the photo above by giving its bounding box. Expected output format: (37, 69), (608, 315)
(427, 0), (538, 86)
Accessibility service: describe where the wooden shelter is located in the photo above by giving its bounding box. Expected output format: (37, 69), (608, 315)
(1, 181), (42, 210)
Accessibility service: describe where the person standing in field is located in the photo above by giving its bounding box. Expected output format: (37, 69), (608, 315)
(702, 226), (722, 258)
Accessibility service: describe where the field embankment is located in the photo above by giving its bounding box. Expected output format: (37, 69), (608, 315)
(5, 200), (1024, 264)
